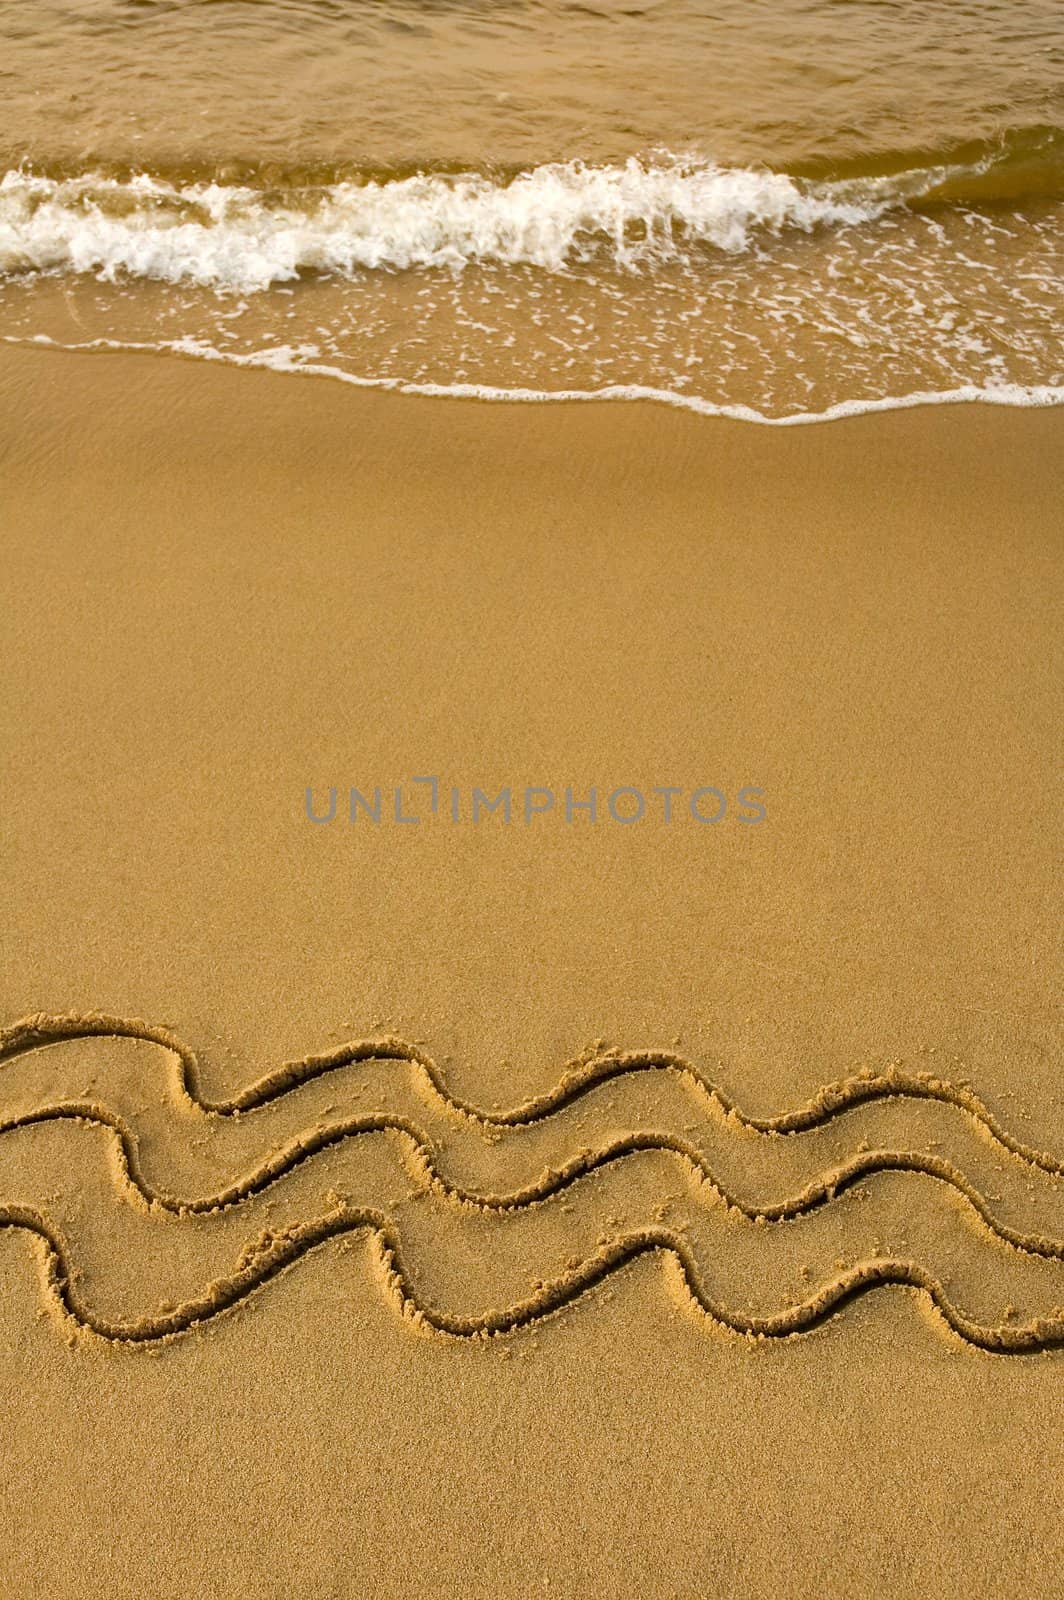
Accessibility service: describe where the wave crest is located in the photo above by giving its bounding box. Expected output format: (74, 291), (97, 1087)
(0, 157), (966, 289)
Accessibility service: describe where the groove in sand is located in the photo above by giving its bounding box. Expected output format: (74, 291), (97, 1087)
(1, 1013), (1061, 1353)
(4, 1011), (1060, 1169)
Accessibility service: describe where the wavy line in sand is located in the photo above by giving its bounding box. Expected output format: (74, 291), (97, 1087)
(3, 1012), (1061, 1173)
(3, 1200), (1063, 1354)
(3, 1104), (1064, 1270)
(3, 1013), (1061, 1353)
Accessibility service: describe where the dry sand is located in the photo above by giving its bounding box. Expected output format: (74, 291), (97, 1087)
(0, 343), (1061, 1598)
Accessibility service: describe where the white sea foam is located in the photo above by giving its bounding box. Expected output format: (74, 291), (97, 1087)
(4, 152), (1059, 422)
(0, 158), (953, 289)
(9, 333), (1064, 425)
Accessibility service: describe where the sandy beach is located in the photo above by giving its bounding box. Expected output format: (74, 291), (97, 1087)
(0, 341), (1061, 1597)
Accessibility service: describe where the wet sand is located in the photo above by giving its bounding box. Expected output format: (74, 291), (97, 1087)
(0, 343), (1061, 1598)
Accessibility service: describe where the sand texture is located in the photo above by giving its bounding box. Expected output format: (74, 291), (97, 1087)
(1, 345), (1062, 1598)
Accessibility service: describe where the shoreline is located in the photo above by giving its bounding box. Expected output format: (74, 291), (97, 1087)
(7, 332), (1064, 426)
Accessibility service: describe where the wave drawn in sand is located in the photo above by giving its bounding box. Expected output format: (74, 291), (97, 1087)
(1, 1012), (1062, 1354)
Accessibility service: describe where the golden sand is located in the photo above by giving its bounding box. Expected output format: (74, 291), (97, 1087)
(0, 344), (1061, 1597)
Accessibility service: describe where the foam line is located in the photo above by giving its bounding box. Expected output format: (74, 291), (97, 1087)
(7, 333), (1064, 426)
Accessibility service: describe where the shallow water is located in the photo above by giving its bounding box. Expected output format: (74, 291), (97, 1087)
(2, 0), (1063, 418)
